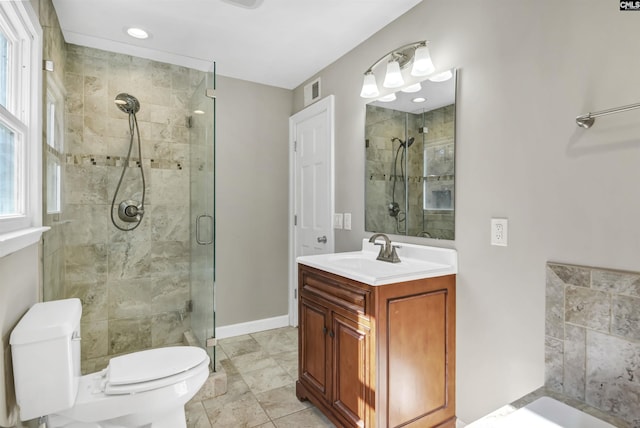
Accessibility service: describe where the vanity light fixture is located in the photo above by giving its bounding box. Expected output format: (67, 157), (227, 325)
(126, 27), (149, 39)
(360, 41), (437, 98)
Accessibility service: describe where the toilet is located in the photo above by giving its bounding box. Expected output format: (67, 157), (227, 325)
(10, 298), (210, 428)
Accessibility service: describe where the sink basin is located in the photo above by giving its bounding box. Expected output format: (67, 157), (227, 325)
(297, 239), (457, 286)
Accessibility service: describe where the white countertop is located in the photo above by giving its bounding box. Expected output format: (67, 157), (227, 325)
(297, 239), (457, 286)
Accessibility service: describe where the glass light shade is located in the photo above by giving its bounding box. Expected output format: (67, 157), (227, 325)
(360, 72), (380, 98)
(429, 69), (453, 82)
(401, 83), (422, 93)
(378, 93), (396, 102)
(383, 60), (404, 88)
(411, 45), (435, 77)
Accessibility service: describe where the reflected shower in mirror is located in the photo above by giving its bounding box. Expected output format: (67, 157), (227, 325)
(365, 69), (456, 240)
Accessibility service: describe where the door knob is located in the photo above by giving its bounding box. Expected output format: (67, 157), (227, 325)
(317, 235), (327, 243)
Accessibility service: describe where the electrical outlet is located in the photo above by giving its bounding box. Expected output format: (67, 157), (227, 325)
(333, 213), (343, 229)
(343, 213), (352, 230)
(491, 218), (508, 246)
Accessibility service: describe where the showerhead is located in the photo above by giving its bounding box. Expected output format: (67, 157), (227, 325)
(391, 137), (415, 148)
(114, 93), (140, 114)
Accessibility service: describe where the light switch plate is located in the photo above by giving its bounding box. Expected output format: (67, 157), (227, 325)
(343, 213), (352, 230)
(333, 213), (343, 229)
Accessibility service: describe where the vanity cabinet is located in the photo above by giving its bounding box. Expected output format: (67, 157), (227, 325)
(296, 264), (456, 428)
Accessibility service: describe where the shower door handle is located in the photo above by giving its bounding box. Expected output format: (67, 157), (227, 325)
(196, 214), (214, 245)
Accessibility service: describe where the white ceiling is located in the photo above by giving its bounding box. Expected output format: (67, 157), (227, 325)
(51, 0), (423, 90)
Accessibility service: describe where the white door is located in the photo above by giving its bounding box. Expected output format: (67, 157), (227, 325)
(289, 95), (334, 326)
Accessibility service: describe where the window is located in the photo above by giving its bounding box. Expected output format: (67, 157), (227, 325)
(0, 1), (42, 236)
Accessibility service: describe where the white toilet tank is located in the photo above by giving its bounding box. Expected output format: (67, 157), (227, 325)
(10, 298), (83, 421)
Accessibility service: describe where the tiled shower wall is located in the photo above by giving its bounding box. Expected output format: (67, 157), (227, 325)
(59, 44), (204, 372)
(545, 263), (640, 426)
(365, 104), (454, 238)
(407, 104), (454, 239)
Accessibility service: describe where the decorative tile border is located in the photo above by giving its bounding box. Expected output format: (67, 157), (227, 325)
(66, 154), (183, 170)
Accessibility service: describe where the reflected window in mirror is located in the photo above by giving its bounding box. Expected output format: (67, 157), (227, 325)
(365, 69), (456, 240)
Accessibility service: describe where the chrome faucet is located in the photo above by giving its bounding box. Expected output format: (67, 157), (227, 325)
(368, 233), (401, 263)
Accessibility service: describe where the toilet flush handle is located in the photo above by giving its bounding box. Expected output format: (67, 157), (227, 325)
(71, 331), (81, 341)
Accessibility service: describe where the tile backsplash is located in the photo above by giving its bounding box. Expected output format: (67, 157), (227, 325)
(546, 263), (640, 426)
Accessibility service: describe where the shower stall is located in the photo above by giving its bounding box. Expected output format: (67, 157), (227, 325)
(42, 44), (217, 372)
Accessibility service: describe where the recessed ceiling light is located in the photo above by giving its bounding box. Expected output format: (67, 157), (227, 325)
(412, 97), (427, 103)
(193, 110), (205, 115)
(126, 27), (149, 39)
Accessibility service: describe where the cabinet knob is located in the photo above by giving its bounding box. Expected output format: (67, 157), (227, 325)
(329, 330), (335, 338)
(323, 326), (328, 335)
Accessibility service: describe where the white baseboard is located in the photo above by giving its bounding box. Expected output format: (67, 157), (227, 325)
(215, 314), (290, 339)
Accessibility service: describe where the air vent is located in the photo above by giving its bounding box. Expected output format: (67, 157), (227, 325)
(304, 77), (322, 107)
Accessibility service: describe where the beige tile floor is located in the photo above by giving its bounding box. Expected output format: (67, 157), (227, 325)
(185, 327), (335, 428)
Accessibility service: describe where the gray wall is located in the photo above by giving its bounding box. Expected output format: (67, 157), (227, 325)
(0, 245), (40, 427)
(293, 0), (640, 422)
(215, 75), (292, 327)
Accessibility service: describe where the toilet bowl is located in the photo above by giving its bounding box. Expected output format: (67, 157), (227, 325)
(10, 298), (210, 428)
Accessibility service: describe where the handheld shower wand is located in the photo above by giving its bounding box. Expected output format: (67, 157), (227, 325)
(110, 93), (146, 231)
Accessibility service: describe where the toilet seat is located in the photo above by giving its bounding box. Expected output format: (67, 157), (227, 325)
(51, 346), (210, 426)
(104, 346), (208, 394)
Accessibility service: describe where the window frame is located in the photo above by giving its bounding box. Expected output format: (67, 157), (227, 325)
(0, 1), (43, 241)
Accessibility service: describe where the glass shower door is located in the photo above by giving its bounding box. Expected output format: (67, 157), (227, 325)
(189, 64), (216, 368)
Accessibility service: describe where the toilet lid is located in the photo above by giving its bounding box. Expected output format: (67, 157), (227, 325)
(107, 346), (208, 386)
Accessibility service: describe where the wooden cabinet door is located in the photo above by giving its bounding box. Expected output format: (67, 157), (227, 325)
(331, 312), (370, 428)
(385, 287), (455, 428)
(299, 296), (331, 400)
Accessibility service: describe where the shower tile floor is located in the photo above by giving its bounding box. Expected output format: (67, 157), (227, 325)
(185, 326), (335, 428)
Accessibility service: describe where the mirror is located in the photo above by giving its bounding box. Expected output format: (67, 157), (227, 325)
(365, 69), (456, 239)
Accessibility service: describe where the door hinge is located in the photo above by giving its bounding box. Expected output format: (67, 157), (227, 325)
(205, 88), (216, 99)
(294, 289), (298, 299)
(294, 141), (297, 152)
(206, 337), (218, 347)
(294, 214), (297, 226)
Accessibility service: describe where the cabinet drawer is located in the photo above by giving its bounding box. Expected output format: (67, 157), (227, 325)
(299, 266), (368, 315)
